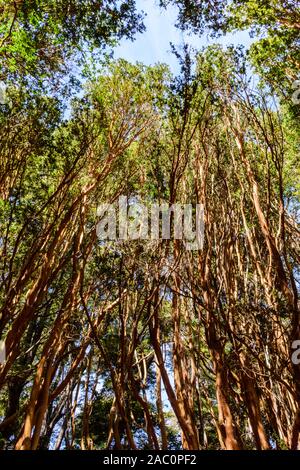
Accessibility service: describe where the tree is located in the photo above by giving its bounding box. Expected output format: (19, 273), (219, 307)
(0, 23), (300, 450)
(160, 1), (300, 88)
(0, 0), (144, 87)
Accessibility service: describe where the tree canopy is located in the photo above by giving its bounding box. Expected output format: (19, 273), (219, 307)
(161, 0), (300, 86)
(0, 0), (299, 453)
(0, 0), (144, 85)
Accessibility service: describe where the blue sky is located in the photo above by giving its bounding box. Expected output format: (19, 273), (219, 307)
(114, 0), (254, 73)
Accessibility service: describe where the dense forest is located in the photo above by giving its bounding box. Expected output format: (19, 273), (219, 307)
(0, 0), (300, 451)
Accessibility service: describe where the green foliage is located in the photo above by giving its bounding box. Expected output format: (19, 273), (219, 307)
(0, 1), (299, 452)
(0, 0), (144, 87)
(161, 1), (300, 89)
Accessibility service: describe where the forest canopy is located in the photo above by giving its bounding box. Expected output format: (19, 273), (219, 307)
(0, 0), (300, 452)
